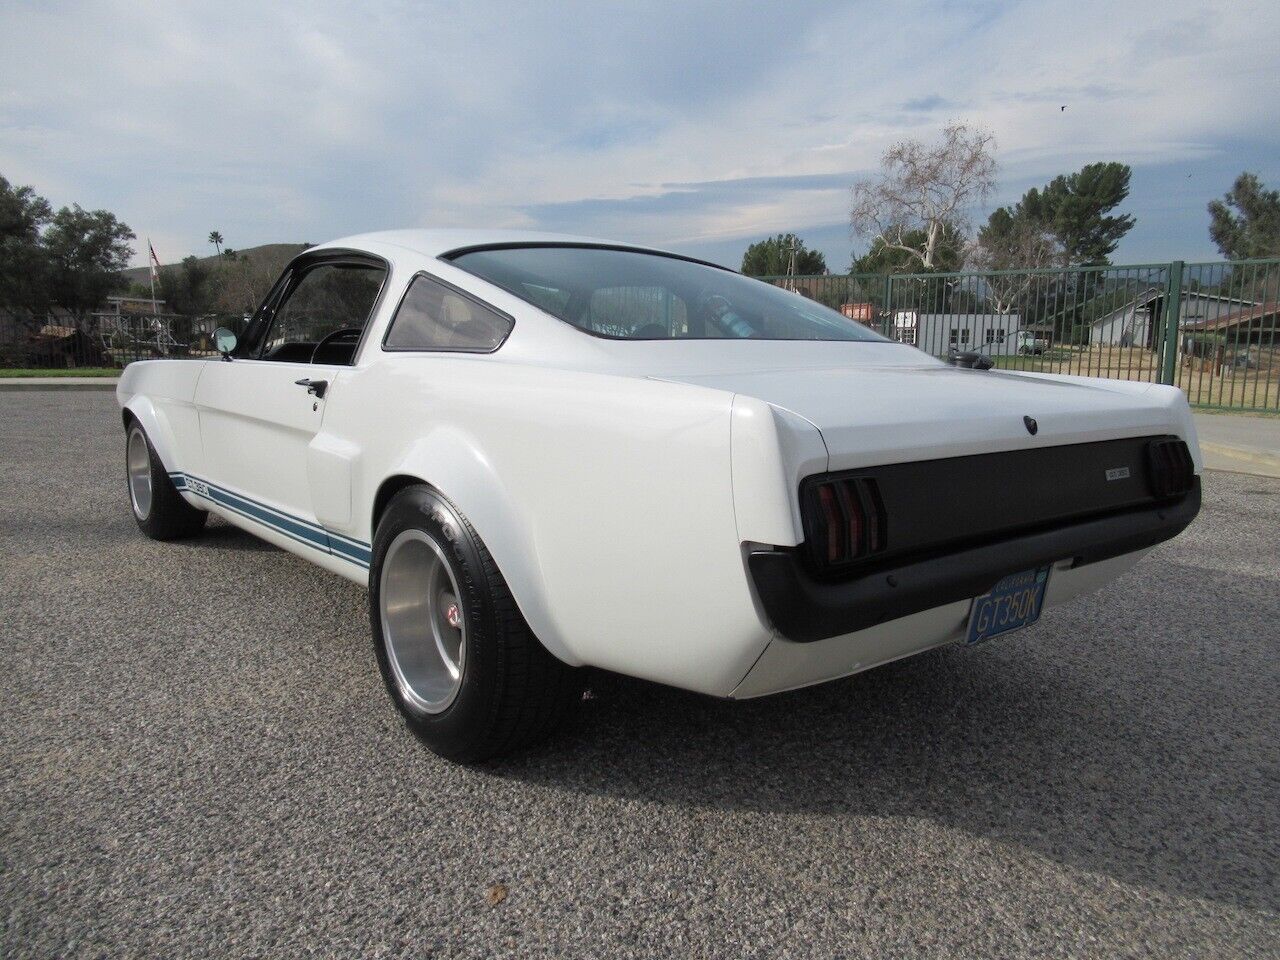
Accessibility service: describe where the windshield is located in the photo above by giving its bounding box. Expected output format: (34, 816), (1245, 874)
(446, 245), (888, 342)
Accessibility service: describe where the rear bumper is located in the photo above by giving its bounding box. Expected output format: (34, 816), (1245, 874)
(748, 477), (1201, 643)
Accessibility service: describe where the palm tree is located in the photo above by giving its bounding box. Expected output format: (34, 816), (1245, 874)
(208, 231), (224, 257)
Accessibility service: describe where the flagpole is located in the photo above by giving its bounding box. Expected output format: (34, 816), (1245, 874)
(148, 238), (159, 314)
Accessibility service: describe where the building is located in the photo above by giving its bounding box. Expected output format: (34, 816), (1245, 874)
(840, 302), (875, 325)
(1182, 301), (1280, 342)
(1089, 288), (1252, 347)
(891, 311), (1025, 357)
(102, 294), (166, 314)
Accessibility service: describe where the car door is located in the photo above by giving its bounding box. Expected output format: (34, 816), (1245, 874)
(193, 251), (388, 545)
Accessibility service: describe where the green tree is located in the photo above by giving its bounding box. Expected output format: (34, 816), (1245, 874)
(208, 230), (224, 256)
(972, 207), (1062, 270)
(0, 175), (53, 323)
(969, 207), (1065, 315)
(41, 205), (135, 321)
(159, 254), (220, 315)
(984, 162), (1134, 267)
(852, 223), (966, 274)
(1208, 173), (1280, 260)
(741, 233), (827, 276)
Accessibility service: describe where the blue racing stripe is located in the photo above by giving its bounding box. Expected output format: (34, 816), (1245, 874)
(195, 476), (326, 532)
(171, 471), (370, 568)
(205, 493), (333, 556)
(328, 538), (372, 565)
(209, 488), (329, 549)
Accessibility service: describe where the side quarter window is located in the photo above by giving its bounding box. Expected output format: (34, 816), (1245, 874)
(384, 275), (513, 353)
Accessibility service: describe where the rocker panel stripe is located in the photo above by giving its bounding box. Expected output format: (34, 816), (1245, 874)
(169, 471), (371, 569)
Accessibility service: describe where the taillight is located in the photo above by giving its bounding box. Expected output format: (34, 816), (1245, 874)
(803, 476), (888, 568)
(1146, 439), (1194, 500)
(817, 483), (845, 562)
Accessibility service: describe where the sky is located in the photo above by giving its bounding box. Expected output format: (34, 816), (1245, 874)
(2, 0), (1278, 272)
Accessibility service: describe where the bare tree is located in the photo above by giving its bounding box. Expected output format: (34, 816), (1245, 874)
(850, 122), (997, 270)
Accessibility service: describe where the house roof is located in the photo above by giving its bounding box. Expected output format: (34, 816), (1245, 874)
(1090, 286), (1257, 327)
(1183, 301), (1280, 331)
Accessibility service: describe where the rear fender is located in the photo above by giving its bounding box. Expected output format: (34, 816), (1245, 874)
(383, 427), (577, 666)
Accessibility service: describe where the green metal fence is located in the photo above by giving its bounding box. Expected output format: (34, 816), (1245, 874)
(761, 258), (1280, 412)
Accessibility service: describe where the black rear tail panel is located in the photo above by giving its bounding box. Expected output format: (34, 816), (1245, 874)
(800, 435), (1193, 576)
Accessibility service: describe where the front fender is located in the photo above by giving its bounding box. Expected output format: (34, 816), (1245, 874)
(117, 359), (207, 476)
(120, 393), (180, 471)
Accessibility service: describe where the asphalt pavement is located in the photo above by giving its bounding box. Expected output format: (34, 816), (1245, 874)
(2, 391), (1277, 959)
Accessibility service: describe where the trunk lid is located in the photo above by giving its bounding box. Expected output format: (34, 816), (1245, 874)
(657, 358), (1190, 472)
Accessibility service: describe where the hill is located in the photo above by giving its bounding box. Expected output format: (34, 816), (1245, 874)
(120, 242), (309, 285)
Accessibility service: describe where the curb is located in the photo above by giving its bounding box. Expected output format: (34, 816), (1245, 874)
(0, 380), (119, 392)
(1199, 441), (1280, 479)
(1200, 440), (1280, 469)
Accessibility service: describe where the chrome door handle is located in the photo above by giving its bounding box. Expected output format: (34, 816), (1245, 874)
(294, 378), (328, 399)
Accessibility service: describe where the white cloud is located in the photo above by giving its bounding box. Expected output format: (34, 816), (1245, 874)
(1, 0), (1276, 267)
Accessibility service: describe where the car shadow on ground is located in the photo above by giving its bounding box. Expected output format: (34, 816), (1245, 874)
(183, 517), (282, 553)
(491, 600), (1276, 915)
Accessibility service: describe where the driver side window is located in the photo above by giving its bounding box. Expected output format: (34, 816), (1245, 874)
(258, 261), (386, 364)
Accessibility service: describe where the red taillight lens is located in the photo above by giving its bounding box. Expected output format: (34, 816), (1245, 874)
(843, 485), (864, 555)
(817, 483), (844, 563)
(805, 476), (887, 568)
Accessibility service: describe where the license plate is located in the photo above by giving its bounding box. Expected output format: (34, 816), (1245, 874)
(965, 566), (1050, 645)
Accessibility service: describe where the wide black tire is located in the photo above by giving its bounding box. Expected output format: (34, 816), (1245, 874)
(125, 421), (208, 541)
(369, 485), (581, 762)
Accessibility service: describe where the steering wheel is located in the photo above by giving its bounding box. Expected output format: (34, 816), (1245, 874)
(311, 327), (363, 364)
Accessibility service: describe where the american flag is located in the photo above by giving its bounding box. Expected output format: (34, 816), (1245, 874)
(148, 240), (162, 283)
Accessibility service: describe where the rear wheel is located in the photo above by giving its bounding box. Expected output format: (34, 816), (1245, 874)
(369, 485), (581, 762)
(126, 421), (207, 540)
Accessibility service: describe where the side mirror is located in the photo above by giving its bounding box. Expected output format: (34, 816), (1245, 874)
(213, 327), (238, 358)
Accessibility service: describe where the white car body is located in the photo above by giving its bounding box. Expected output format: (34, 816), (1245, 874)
(118, 230), (1203, 699)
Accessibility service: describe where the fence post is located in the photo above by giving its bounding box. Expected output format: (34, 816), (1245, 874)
(882, 275), (894, 337)
(1161, 260), (1184, 384)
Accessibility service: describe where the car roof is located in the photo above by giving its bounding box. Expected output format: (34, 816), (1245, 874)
(311, 228), (689, 263)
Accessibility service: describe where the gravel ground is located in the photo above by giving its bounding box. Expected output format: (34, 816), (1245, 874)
(2, 391), (1278, 959)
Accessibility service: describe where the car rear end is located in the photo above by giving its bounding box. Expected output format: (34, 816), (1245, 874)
(696, 360), (1203, 698)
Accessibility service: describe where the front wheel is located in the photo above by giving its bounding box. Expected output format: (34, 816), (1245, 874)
(126, 421), (207, 540)
(369, 485), (581, 762)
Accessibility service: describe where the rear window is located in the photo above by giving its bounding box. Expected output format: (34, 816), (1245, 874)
(446, 245), (887, 342)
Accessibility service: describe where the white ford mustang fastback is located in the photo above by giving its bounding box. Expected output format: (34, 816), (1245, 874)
(118, 230), (1202, 760)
